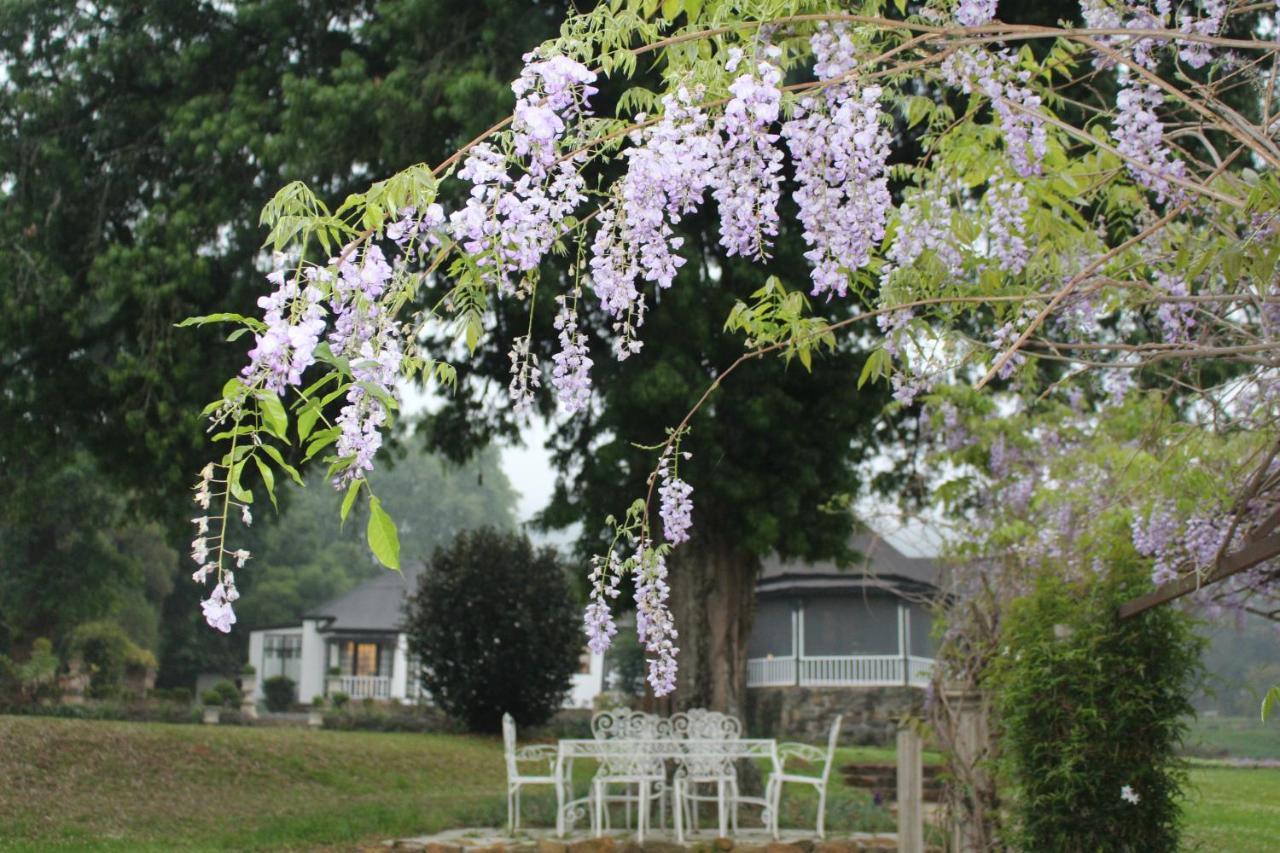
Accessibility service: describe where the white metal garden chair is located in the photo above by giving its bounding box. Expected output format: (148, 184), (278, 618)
(588, 709), (667, 839)
(502, 712), (558, 832)
(671, 709), (743, 840)
(765, 714), (843, 839)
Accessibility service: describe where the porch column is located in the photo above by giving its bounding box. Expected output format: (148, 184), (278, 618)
(390, 634), (408, 700)
(794, 601), (805, 686)
(898, 602), (910, 686)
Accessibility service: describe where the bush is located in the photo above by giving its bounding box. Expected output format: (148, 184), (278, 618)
(170, 687), (192, 706)
(261, 675), (295, 712)
(205, 680), (240, 707)
(201, 689), (224, 707)
(66, 621), (156, 699)
(406, 527), (580, 732)
(330, 691), (350, 709)
(985, 561), (1203, 852)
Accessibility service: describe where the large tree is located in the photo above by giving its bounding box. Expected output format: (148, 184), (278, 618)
(0, 0), (559, 678)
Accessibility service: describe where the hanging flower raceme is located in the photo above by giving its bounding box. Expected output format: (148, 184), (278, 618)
(942, 47), (1048, 179)
(329, 243), (403, 487)
(1112, 81), (1187, 203)
(633, 540), (679, 695)
(451, 54), (596, 297)
(550, 291), (593, 415)
(584, 550), (623, 654)
(589, 86), (718, 356)
(712, 46), (785, 260)
(986, 175), (1030, 274)
(783, 25), (892, 298)
(241, 258), (328, 395)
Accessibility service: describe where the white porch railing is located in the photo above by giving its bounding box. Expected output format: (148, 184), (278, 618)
(333, 675), (391, 699)
(746, 654), (933, 687)
(746, 656), (797, 686)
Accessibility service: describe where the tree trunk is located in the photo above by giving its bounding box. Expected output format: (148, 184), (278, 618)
(651, 530), (760, 719)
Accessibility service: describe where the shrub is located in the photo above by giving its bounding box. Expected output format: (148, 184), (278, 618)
(170, 687), (193, 706)
(406, 526), (580, 732)
(330, 691), (349, 709)
(207, 680), (241, 707)
(242, 664), (257, 676)
(201, 689), (224, 707)
(66, 621), (155, 699)
(985, 560), (1203, 852)
(261, 675), (295, 712)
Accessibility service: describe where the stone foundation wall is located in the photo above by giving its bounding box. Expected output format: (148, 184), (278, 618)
(745, 686), (924, 746)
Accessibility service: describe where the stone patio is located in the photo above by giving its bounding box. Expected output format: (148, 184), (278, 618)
(380, 828), (905, 852)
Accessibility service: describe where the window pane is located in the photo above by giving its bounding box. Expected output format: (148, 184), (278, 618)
(803, 595), (899, 655)
(909, 605), (935, 657)
(355, 643), (378, 676)
(748, 600), (793, 657)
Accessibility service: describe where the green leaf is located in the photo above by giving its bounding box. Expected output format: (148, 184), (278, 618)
(297, 406), (321, 442)
(1263, 685), (1280, 722)
(229, 462), (254, 505)
(661, 0), (681, 19)
(340, 478), (361, 526)
(259, 393), (289, 441)
(367, 495), (401, 571)
(254, 455), (277, 510)
(261, 444), (304, 486)
(303, 427), (341, 462)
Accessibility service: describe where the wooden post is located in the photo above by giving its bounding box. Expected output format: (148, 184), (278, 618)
(897, 725), (924, 853)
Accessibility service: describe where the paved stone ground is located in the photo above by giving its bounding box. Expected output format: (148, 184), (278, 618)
(379, 828), (905, 852)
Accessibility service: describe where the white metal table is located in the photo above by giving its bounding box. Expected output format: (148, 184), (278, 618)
(554, 737), (779, 841)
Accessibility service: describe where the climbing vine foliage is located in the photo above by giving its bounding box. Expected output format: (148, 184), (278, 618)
(186, 0), (1280, 695)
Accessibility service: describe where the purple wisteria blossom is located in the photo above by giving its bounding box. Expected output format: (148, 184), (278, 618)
(783, 25), (892, 298)
(590, 87), (718, 356)
(886, 186), (963, 276)
(986, 176), (1030, 273)
(551, 294), (592, 414)
(1112, 82), (1186, 203)
(241, 258), (328, 394)
(451, 54), (596, 296)
(507, 334), (540, 413)
(954, 0), (997, 27)
(584, 551), (623, 654)
(1177, 0), (1225, 69)
(712, 47), (785, 259)
(942, 48), (1047, 178)
(1153, 272), (1196, 342)
(633, 541), (679, 695)
(201, 576), (240, 634)
(328, 244), (402, 486)
(659, 475), (694, 545)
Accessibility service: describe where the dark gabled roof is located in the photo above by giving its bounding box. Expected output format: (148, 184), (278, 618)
(756, 533), (939, 596)
(304, 563), (426, 633)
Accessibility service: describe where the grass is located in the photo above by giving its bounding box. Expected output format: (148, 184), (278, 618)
(3, 715), (1274, 851)
(0, 715), (899, 851)
(1184, 715), (1280, 761)
(1184, 762), (1280, 852)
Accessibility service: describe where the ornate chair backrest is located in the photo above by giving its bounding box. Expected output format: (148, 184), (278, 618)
(591, 709), (663, 776)
(675, 708), (743, 778)
(820, 714), (844, 783)
(591, 708), (657, 740)
(502, 712), (518, 778)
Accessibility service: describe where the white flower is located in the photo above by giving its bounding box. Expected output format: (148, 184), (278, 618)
(241, 504), (252, 526)
(232, 549), (251, 568)
(1120, 784), (1140, 805)
(191, 516), (209, 534)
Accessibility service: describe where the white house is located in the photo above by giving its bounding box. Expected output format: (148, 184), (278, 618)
(246, 562), (605, 708)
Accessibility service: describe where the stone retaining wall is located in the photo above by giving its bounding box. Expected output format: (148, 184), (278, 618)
(744, 686), (924, 746)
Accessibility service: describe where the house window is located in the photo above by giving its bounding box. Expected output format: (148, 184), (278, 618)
(262, 634), (302, 682)
(748, 599), (794, 658)
(803, 594), (899, 656)
(909, 605), (935, 657)
(333, 640), (390, 677)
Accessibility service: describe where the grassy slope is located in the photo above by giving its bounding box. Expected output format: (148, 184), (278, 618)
(1184, 715), (1280, 761)
(2, 715), (1275, 851)
(1182, 763), (1280, 853)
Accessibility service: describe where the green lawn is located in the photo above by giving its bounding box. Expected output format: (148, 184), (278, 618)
(1183, 762), (1280, 853)
(1184, 715), (1280, 761)
(1, 715), (1275, 851)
